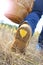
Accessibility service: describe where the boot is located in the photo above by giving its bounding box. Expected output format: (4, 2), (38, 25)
(11, 23), (32, 53)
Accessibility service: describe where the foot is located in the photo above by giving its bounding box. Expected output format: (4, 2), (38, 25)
(11, 23), (32, 53)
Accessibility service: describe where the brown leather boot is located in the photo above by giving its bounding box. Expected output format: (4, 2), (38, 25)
(4, 0), (34, 24)
(11, 23), (32, 53)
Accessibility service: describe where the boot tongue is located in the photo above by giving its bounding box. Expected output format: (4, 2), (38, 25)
(17, 0), (34, 12)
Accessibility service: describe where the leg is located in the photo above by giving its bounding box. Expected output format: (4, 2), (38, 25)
(24, 12), (40, 34)
(11, 11), (41, 53)
(38, 27), (43, 49)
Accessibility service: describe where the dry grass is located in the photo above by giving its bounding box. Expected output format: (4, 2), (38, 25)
(0, 23), (43, 65)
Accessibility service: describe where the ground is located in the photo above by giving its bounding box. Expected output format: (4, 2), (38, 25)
(0, 23), (43, 65)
